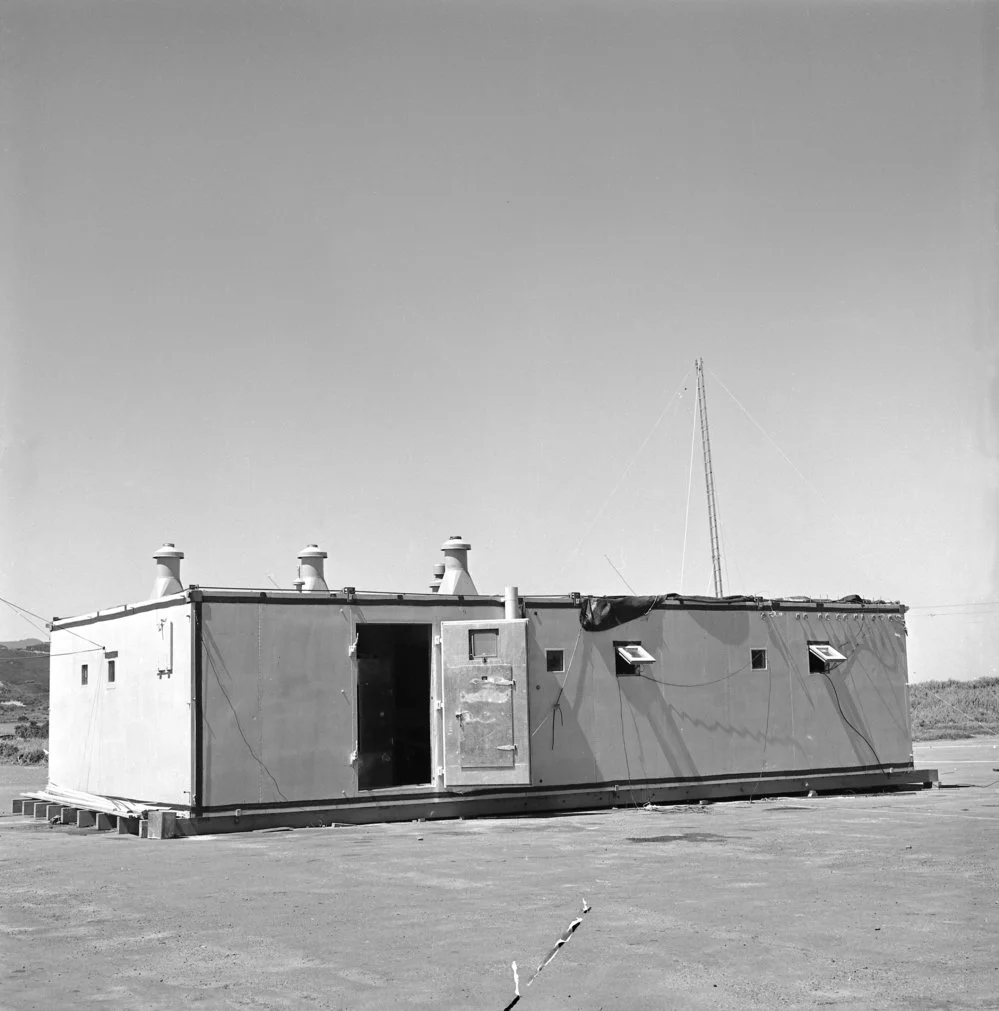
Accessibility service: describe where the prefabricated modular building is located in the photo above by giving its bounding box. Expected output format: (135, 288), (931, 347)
(41, 539), (936, 835)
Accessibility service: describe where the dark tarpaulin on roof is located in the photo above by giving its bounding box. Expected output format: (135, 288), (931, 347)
(578, 596), (663, 632)
(578, 594), (765, 631)
(578, 593), (877, 631)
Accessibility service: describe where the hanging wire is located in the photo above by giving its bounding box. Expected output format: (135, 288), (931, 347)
(718, 520), (733, 595)
(678, 383), (699, 590)
(706, 367), (886, 593)
(634, 660), (751, 689)
(0, 593), (104, 649)
(558, 368), (691, 579)
(708, 368), (832, 507)
(909, 600), (999, 610)
(748, 658), (774, 803)
(917, 686), (999, 733)
(603, 555), (636, 594)
(531, 625), (585, 749)
(0, 595), (52, 640)
(199, 611), (288, 802)
(911, 603), (999, 618)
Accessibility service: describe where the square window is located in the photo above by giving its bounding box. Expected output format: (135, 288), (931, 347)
(107, 659), (116, 684)
(81, 664), (88, 686)
(807, 641), (846, 674)
(546, 649), (565, 673)
(469, 628), (499, 659)
(614, 640), (655, 677)
(751, 649), (768, 671)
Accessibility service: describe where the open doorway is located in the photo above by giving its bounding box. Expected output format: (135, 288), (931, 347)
(355, 624), (432, 790)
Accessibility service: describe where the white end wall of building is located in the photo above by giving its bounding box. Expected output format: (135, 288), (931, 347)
(48, 601), (193, 806)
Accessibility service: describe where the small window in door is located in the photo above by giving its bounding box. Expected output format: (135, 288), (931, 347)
(469, 628), (499, 659)
(546, 649), (565, 673)
(751, 649), (768, 670)
(81, 664), (89, 686)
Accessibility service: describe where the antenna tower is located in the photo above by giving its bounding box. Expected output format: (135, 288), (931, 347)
(695, 358), (724, 597)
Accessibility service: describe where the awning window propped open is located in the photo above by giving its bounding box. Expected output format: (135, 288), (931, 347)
(616, 644), (656, 666)
(808, 643), (846, 663)
(808, 642), (847, 673)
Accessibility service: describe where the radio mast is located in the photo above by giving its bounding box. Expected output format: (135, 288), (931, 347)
(695, 358), (724, 597)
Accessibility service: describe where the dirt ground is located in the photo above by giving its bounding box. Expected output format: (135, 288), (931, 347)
(1, 741), (997, 1010)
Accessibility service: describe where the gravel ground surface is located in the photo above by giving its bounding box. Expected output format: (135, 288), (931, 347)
(1, 741), (996, 1010)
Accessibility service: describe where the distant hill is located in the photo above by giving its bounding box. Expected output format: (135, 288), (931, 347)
(0, 640), (51, 701)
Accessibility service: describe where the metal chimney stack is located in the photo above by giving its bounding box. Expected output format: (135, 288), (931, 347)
(151, 543), (184, 598)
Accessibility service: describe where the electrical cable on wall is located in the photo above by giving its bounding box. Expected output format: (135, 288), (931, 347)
(821, 669), (889, 778)
(200, 614), (289, 803)
(532, 625), (585, 750)
(766, 621), (890, 783)
(634, 661), (751, 689)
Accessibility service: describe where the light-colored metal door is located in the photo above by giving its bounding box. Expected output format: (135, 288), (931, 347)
(440, 619), (530, 787)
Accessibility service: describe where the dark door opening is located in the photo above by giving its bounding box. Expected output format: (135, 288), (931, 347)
(356, 623), (432, 790)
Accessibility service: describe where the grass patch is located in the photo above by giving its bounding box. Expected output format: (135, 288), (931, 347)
(910, 677), (999, 741)
(0, 737), (48, 765)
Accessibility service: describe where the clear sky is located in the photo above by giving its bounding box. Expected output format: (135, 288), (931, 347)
(1, 0), (996, 681)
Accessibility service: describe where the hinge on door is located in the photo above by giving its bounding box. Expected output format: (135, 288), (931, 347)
(434, 700), (443, 712)
(433, 635), (442, 646)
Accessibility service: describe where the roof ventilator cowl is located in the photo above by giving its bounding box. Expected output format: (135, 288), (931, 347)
(437, 535), (477, 595)
(151, 543), (184, 599)
(297, 544), (329, 593)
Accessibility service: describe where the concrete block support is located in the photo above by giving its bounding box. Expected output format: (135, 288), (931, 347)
(11, 799), (24, 814)
(45, 804), (62, 821)
(95, 813), (114, 831)
(76, 810), (96, 828)
(59, 807), (77, 825)
(147, 810), (177, 840)
(32, 802), (48, 819)
(117, 816), (138, 836)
